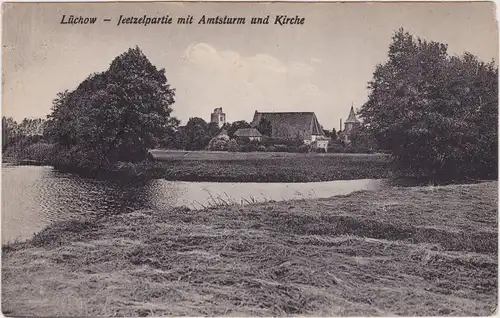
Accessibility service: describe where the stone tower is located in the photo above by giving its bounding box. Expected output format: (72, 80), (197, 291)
(210, 107), (226, 128)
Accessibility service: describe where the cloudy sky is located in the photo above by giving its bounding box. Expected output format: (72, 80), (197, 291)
(2, 2), (498, 129)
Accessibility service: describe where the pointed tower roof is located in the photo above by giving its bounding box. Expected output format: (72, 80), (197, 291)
(344, 105), (360, 124)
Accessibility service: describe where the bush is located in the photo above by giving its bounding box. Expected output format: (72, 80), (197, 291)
(328, 143), (345, 153)
(227, 139), (240, 152)
(239, 144), (251, 152)
(298, 145), (309, 153)
(260, 137), (304, 147)
(315, 148), (326, 153)
(266, 145), (277, 152)
(22, 142), (55, 162)
(208, 138), (228, 151)
(236, 137), (262, 152)
(257, 145), (267, 152)
(287, 145), (298, 153)
(275, 145), (288, 153)
(344, 145), (355, 153)
(3, 138), (56, 163)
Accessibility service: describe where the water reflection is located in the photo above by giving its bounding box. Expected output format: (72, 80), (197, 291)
(2, 165), (385, 243)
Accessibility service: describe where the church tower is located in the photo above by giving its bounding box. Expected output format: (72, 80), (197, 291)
(344, 104), (361, 134)
(339, 103), (361, 143)
(210, 107), (226, 128)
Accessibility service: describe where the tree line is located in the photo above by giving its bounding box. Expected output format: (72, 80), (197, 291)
(3, 29), (497, 181)
(159, 117), (346, 153)
(2, 117), (47, 151)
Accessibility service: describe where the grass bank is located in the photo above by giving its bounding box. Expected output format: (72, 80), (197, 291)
(2, 181), (497, 316)
(4, 147), (392, 182)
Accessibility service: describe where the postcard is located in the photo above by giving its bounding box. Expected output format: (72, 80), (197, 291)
(2, 1), (498, 317)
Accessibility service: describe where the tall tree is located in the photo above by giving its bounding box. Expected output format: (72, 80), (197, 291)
(46, 47), (177, 166)
(359, 28), (498, 180)
(2, 117), (18, 150)
(183, 117), (211, 150)
(330, 128), (337, 140)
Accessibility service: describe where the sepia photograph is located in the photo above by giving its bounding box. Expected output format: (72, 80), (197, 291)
(1, 1), (498, 316)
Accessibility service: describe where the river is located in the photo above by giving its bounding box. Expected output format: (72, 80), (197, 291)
(2, 164), (385, 243)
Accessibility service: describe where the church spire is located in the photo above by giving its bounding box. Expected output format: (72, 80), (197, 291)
(345, 103), (360, 123)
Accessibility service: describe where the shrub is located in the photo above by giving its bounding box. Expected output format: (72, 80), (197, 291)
(275, 145), (288, 153)
(327, 143), (344, 153)
(287, 145), (298, 153)
(239, 144), (251, 152)
(260, 138), (304, 147)
(257, 145), (267, 152)
(266, 145), (277, 152)
(315, 148), (326, 153)
(227, 139), (240, 152)
(298, 145), (309, 153)
(344, 145), (356, 153)
(208, 138), (228, 151)
(235, 137), (263, 152)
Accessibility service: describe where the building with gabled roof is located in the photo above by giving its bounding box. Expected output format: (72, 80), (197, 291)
(234, 128), (262, 141)
(251, 111), (326, 141)
(250, 111), (329, 151)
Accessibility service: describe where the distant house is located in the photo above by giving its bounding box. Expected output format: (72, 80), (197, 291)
(250, 111), (329, 150)
(216, 129), (230, 141)
(338, 105), (361, 143)
(234, 128), (262, 141)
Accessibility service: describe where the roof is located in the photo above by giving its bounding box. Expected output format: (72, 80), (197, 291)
(234, 128), (262, 137)
(251, 111), (325, 140)
(217, 129), (229, 137)
(345, 106), (360, 124)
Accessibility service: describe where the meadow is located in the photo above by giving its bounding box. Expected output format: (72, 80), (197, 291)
(2, 181), (497, 316)
(149, 150), (392, 182)
(3, 146), (392, 182)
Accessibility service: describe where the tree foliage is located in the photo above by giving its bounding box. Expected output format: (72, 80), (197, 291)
(349, 126), (376, 152)
(330, 128), (337, 140)
(182, 117), (213, 151)
(322, 127), (337, 140)
(3, 117), (47, 151)
(256, 118), (272, 137)
(359, 28), (498, 180)
(2, 117), (19, 150)
(45, 47), (177, 166)
(227, 120), (251, 138)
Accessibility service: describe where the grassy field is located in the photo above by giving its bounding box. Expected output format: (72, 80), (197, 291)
(150, 149), (388, 161)
(2, 181), (497, 316)
(149, 150), (392, 182)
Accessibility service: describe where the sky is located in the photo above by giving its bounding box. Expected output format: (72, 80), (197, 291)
(2, 2), (498, 130)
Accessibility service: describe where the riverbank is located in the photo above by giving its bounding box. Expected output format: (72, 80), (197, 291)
(2, 181), (497, 316)
(4, 146), (393, 182)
